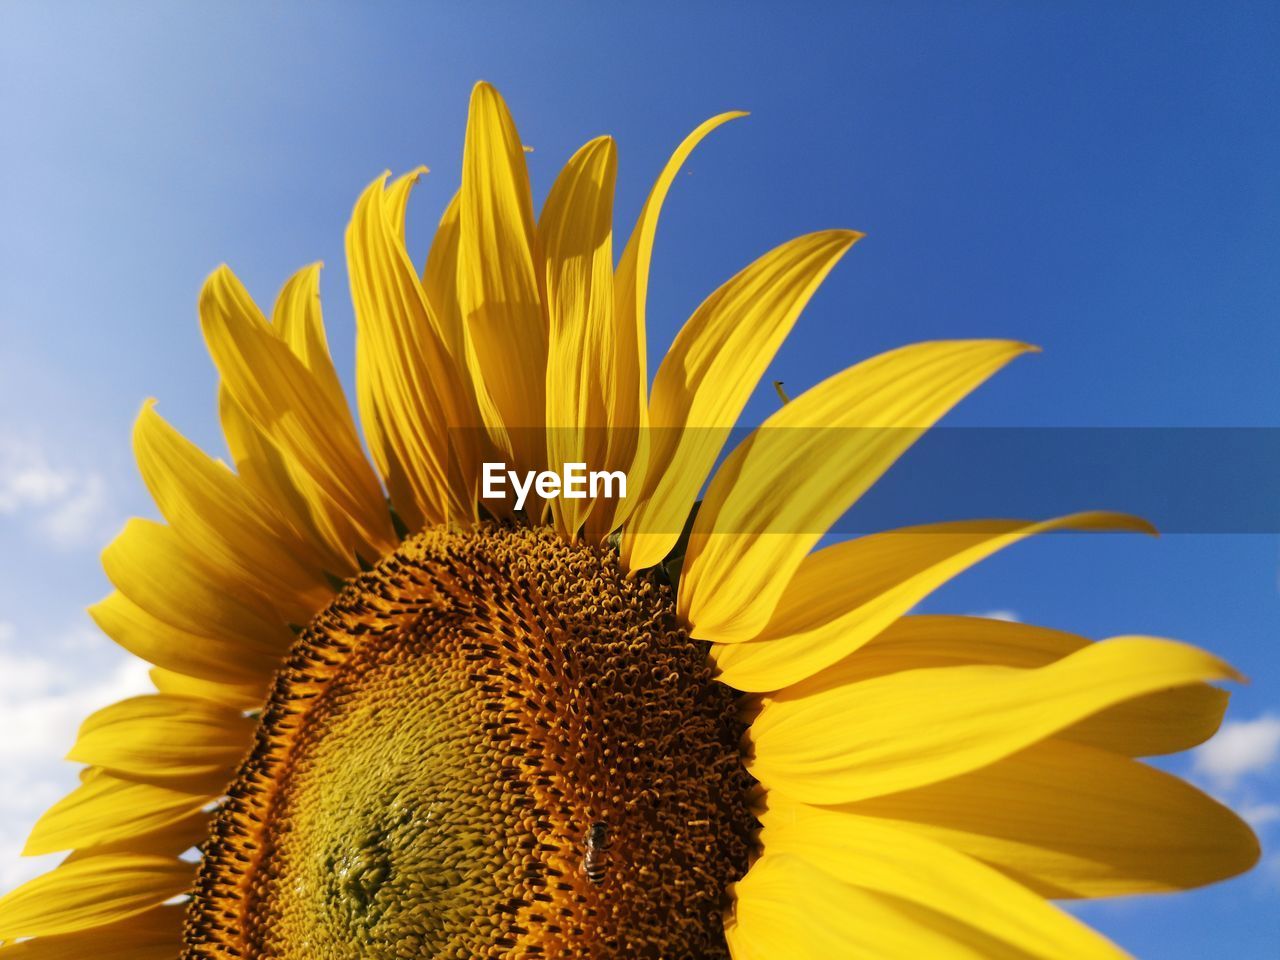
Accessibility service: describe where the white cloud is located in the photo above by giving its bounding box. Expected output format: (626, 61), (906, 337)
(1193, 714), (1280, 789)
(40, 473), (109, 546)
(0, 646), (152, 764)
(0, 437), (113, 547)
(1238, 802), (1280, 829)
(968, 609), (1022, 622)
(0, 441), (74, 513)
(0, 621), (153, 891)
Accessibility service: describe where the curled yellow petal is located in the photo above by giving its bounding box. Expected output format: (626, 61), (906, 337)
(833, 738), (1260, 898)
(100, 519), (293, 656)
(610, 111), (746, 531)
(23, 773), (218, 856)
(201, 264), (395, 563)
(786, 613), (1232, 757)
(0, 857), (191, 941)
(90, 591), (279, 687)
(348, 172), (482, 529)
(270, 263), (345, 394)
(422, 192), (466, 361)
(678, 339), (1034, 642)
(713, 511), (1150, 690)
(133, 400), (330, 622)
(1065, 683), (1229, 756)
(748, 635), (1239, 804)
(66, 694), (254, 782)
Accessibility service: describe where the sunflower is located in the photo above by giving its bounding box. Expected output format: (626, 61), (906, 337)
(0, 82), (1259, 959)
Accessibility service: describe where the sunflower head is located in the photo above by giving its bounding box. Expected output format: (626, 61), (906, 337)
(189, 526), (755, 958)
(0, 82), (1259, 959)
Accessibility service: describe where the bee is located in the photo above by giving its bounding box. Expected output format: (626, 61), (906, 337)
(583, 821), (610, 884)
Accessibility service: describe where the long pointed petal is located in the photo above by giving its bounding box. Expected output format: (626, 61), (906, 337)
(201, 265), (394, 563)
(679, 339), (1033, 641)
(610, 111), (747, 529)
(712, 512), (1151, 689)
(757, 808), (1129, 959)
(794, 614), (1232, 756)
(23, 774), (216, 857)
(348, 172), (481, 528)
(0, 905), (184, 959)
(540, 136), (619, 537)
(457, 81), (546, 475)
(0, 858), (192, 940)
(748, 635), (1238, 803)
(134, 400), (330, 622)
(217, 384), (341, 573)
(620, 230), (860, 569)
(66, 694), (254, 782)
(90, 591), (278, 687)
(834, 738), (1261, 898)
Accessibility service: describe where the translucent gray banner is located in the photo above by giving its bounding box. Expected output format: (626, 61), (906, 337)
(446, 428), (1280, 534)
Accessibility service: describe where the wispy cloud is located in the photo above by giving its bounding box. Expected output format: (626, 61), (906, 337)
(0, 618), (153, 891)
(0, 437), (114, 547)
(1193, 714), (1280, 791)
(0, 441), (75, 513)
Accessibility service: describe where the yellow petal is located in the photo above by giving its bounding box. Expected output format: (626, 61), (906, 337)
(201, 265), (394, 563)
(0, 859), (191, 943)
(0, 905), (184, 959)
(270, 262), (346, 399)
(787, 613), (1231, 757)
(678, 340), (1035, 641)
(133, 401), (330, 622)
(422, 191), (466, 361)
(758, 807), (1128, 959)
(458, 81), (546, 475)
(348, 172), (482, 529)
(62, 807), (208, 861)
(421, 189), (509, 519)
(828, 613), (1092, 672)
(90, 591), (279, 686)
(100, 519), (293, 656)
(1065, 684), (1230, 756)
(834, 738), (1260, 898)
(620, 229), (860, 570)
(217, 384), (342, 574)
(749, 635), (1238, 803)
(728, 853), (1039, 960)
(148, 667), (266, 712)
(278, 259), (437, 538)
(713, 512), (1150, 690)
(66, 694), (254, 782)
(23, 774), (217, 856)
(540, 136), (620, 538)
(611, 111), (747, 534)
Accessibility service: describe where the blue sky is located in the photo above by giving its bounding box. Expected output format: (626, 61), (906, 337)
(1, 2), (1278, 955)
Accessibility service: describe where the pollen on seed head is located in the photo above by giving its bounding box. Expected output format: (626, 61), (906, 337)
(183, 525), (757, 960)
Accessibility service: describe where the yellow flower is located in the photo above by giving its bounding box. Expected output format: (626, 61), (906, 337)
(0, 82), (1258, 959)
